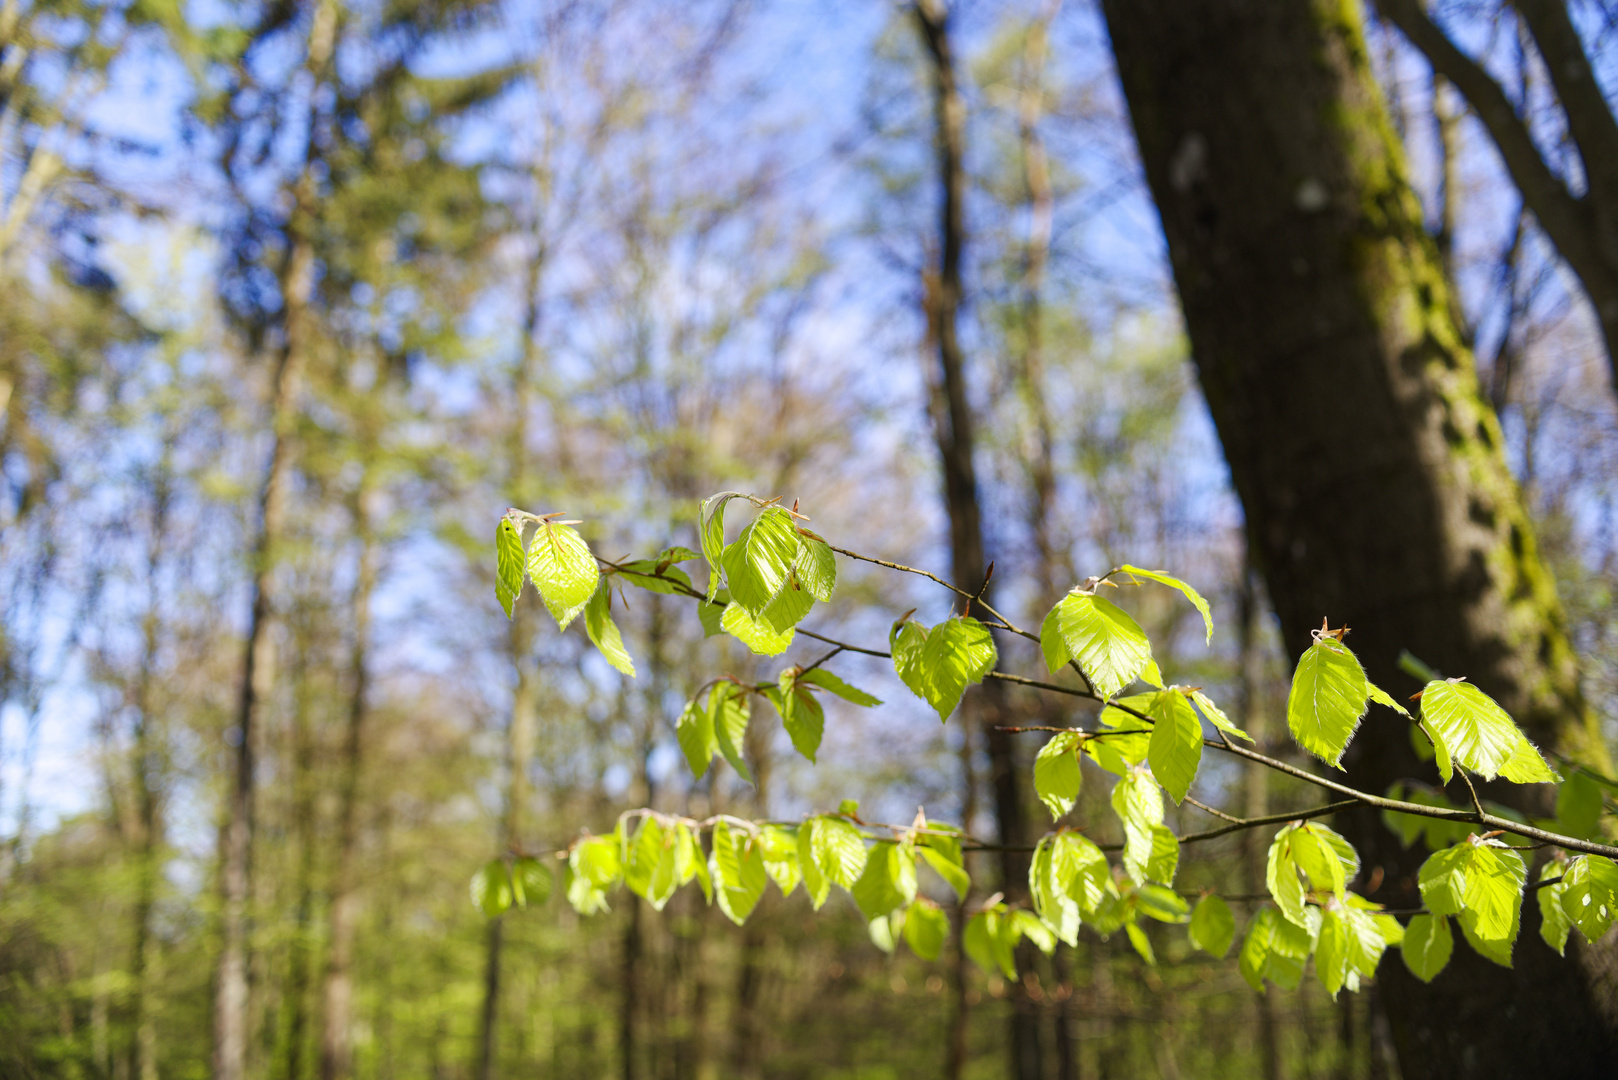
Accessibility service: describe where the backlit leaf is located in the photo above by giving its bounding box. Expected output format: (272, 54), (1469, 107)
(676, 698), (716, 778)
(1033, 730), (1084, 819)
(584, 578), (635, 676)
(495, 517), (525, 618)
(721, 601), (794, 656)
(1418, 680), (1522, 781)
(1147, 690), (1203, 804)
(890, 616), (997, 721)
(904, 900), (950, 961)
(1116, 565), (1213, 643)
(1189, 895), (1235, 957)
(1053, 591), (1157, 701)
(710, 821), (767, 926)
(1112, 767), (1164, 885)
(1400, 913), (1452, 982)
(1285, 638), (1369, 768)
(708, 684), (753, 783)
(526, 521), (599, 630)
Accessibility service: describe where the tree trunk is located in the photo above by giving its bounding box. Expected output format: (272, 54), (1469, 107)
(318, 481), (380, 1080)
(913, 3), (1039, 1077)
(1238, 566), (1284, 1080)
(1099, 1), (1618, 1076)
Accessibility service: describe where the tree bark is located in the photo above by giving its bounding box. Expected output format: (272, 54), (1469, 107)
(318, 480), (379, 1080)
(913, 3), (1040, 1077)
(1098, 1), (1618, 1076)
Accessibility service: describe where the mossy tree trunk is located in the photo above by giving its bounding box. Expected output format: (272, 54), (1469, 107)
(1098, 1), (1618, 1075)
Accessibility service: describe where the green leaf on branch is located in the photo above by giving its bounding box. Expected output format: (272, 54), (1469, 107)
(1125, 921), (1156, 965)
(963, 907), (1018, 979)
(720, 507), (803, 616)
(1418, 679), (1529, 782)
(495, 517), (525, 618)
(1238, 906), (1319, 992)
(1559, 854), (1618, 944)
(584, 578), (635, 676)
(919, 830), (971, 901)
(759, 825), (802, 896)
(1147, 689), (1203, 804)
(1316, 901), (1389, 998)
(721, 601), (795, 656)
(768, 670), (826, 763)
(697, 593), (727, 638)
(1115, 565), (1213, 643)
(1051, 831), (1111, 916)
(795, 533), (837, 601)
(510, 857), (553, 908)
(1145, 825), (1180, 886)
(1033, 731), (1084, 820)
(1285, 636), (1370, 768)
(1030, 836), (1082, 946)
(708, 684), (753, 783)
(676, 698), (716, 778)
(797, 814), (868, 910)
(904, 900), (950, 961)
(890, 616), (997, 721)
(1048, 590), (1160, 700)
(1112, 767), (1165, 885)
(1189, 689), (1250, 742)
(1267, 822), (1358, 928)
(526, 521), (599, 630)
(851, 840), (916, 921)
(1134, 883), (1189, 924)
(710, 821), (767, 926)
(566, 835), (621, 915)
(699, 492), (747, 600)
(1417, 839), (1525, 967)
(1189, 895), (1235, 957)
(471, 860), (513, 918)
(1088, 695), (1153, 775)
(1497, 730), (1560, 784)
(1539, 863), (1573, 955)
(798, 668), (882, 706)
(622, 817), (666, 901)
(1400, 913), (1453, 982)
(1365, 681), (1411, 717)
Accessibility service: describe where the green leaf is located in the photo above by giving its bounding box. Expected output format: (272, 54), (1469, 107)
(583, 578), (635, 676)
(1145, 825), (1180, 886)
(1030, 837), (1082, 946)
(799, 815), (868, 907)
(697, 595), (727, 638)
(798, 668), (882, 706)
(1147, 690), (1203, 804)
(1418, 680), (1522, 781)
(676, 698), (716, 778)
(526, 522), (600, 630)
(510, 857), (554, 908)
(495, 517), (525, 618)
(720, 507), (802, 615)
(1238, 906), (1319, 992)
(1400, 913), (1453, 983)
(919, 842), (971, 902)
(720, 601), (795, 656)
(904, 900), (950, 961)
(1116, 565), (1212, 643)
(964, 909), (1017, 979)
(1052, 591), (1157, 701)
(1418, 839), (1525, 966)
(796, 533), (837, 601)
(1425, 720), (1455, 784)
(1012, 908), (1057, 954)
(1124, 921), (1156, 965)
(769, 671), (826, 763)
(1112, 767), (1165, 885)
(1266, 827), (1310, 928)
(1365, 680), (1410, 717)
(1285, 637), (1369, 768)
(1189, 895), (1235, 957)
(622, 817), (666, 900)
(471, 860), (513, 918)
(1050, 831), (1111, 916)
(852, 840), (916, 921)
(699, 492), (747, 600)
(566, 835), (621, 915)
(1039, 605), (1069, 673)
(759, 825), (801, 896)
(890, 616), (997, 720)
(760, 570), (815, 634)
(1190, 689), (1250, 742)
(1134, 883), (1189, 924)
(1316, 902), (1388, 997)
(710, 821), (768, 925)
(1559, 854), (1618, 944)
(708, 684), (752, 783)
(1555, 771), (1605, 838)
(1033, 731), (1084, 820)
(1088, 695), (1153, 776)
(615, 559), (695, 596)
(1538, 862), (1572, 956)
(868, 912), (901, 954)
(1497, 731), (1559, 784)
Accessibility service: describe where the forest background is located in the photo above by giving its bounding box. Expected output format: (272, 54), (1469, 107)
(2, 1), (1616, 1078)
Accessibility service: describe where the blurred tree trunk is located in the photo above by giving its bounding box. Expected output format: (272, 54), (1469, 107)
(1237, 565), (1283, 1080)
(280, 632), (319, 1080)
(1099, 1), (1618, 1076)
(318, 474), (379, 1080)
(913, 3), (1040, 1077)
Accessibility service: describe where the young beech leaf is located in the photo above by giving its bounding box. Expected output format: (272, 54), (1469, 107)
(919, 831), (971, 901)
(1051, 591), (1159, 700)
(760, 570), (815, 634)
(1316, 901), (1390, 998)
(1286, 637), (1369, 768)
(890, 616), (996, 720)
(1559, 854), (1618, 944)
(1365, 681), (1410, 717)
(471, 860), (513, 918)
(495, 517), (525, 618)
(710, 821), (767, 926)
(904, 900), (950, 961)
(1040, 605), (1069, 672)
(1189, 894), (1236, 957)
(795, 533), (837, 601)
(1146, 690), (1203, 804)
(1538, 863), (1573, 955)
(851, 840), (916, 921)
(526, 521), (599, 630)
(759, 825), (801, 896)
(698, 491), (747, 599)
(676, 698), (717, 778)
(708, 685), (753, 783)
(1116, 565), (1213, 643)
(1267, 822), (1358, 928)
(622, 817), (665, 900)
(964, 908), (1018, 979)
(1401, 913), (1453, 982)
(1112, 767), (1165, 885)
(1417, 839), (1525, 967)
(1145, 825), (1180, 886)
(768, 671), (825, 763)
(1418, 679), (1527, 781)
(1190, 689), (1251, 742)
(798, 668), (882, 706)
(697, 594), (727, 638)
(1134, 883), (1189, 924)
(719, 507), (802, 615)
(1125, 921), (1156, 965)
(1033, 730), (1084, 820)
(1497, 729), (1560, 784)
(1088, 696), (1153, 775)
(1238, 906), (1319, 992)
(721, 601), (794, 656)
(510, 857), (553, 908)
(566, 835), (620, 915)
(1052, 831), (1111, 916)
(1029, 837), (1082, 946)
(584, 578), (635, 676)
(798, 815), (867, 908)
